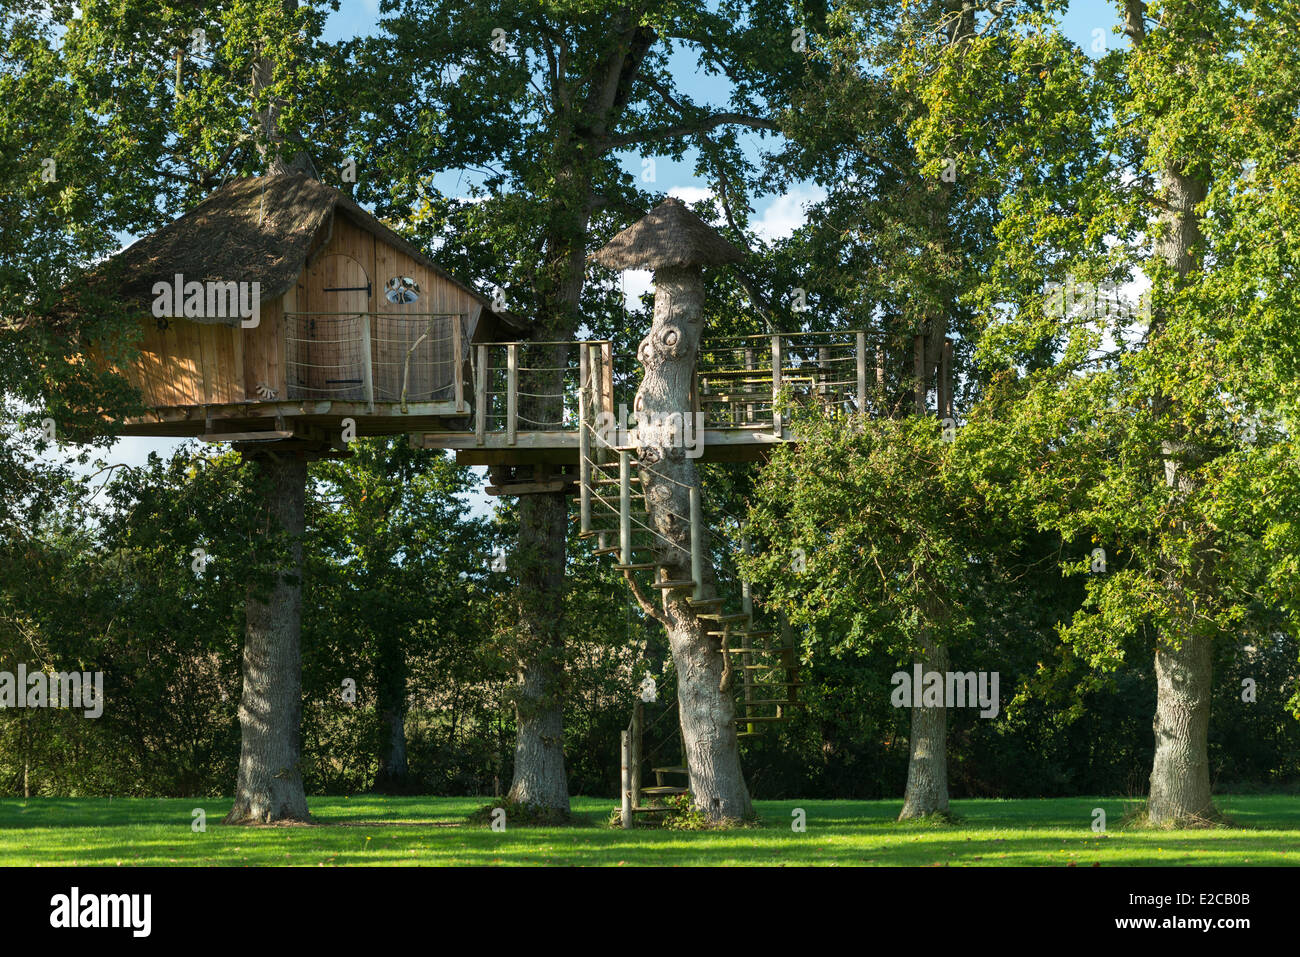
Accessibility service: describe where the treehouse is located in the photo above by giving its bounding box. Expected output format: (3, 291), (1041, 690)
(53, 172), (521, 449)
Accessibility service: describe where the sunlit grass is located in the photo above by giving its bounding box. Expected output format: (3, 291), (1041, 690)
(0, 795), (1296, 866)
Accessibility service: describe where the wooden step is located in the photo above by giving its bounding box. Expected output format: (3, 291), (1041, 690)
(613, 562), (658, 571)
(640, 785), (689, 798)
(594, 545), (654, 556)
(652, 579), (697, 589)
(652, 766), (687, 775)
(733, 715), (790, 723)
(687, 597), (725, 609)
(698, 613), (752, 624)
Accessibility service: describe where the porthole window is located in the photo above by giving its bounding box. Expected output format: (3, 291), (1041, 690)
(385, 276), (420, 304)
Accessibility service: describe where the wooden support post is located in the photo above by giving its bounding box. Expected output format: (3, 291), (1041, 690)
(578, 345), (591, 534)
(771, 334), (783, 437)
(631, 699), (644, 810)
(601, 341), (614, 418)
(475, 344), (487, 445)
(587, 343), (603, 464)
(452, 314), (464, 413)
(690, 485), (704, 600)
(913, 333), (926, 416)
(621, 730), (632, 829)
(690, 373), (701, 433)
(359, 312), (374, 413)
(506, 343), (518, 445)
(856, 331), (867, 411)
(619, 450), (632, 566)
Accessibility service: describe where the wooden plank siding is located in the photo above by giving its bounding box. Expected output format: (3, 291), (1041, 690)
(113, 210), (481, 425)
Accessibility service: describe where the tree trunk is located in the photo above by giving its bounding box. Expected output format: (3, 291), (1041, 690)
(1149, 628), (1213, 824)
(899, 634), (949, 819)
(374, 632), (409, 792)
(636, 265), (752, 822)
(505, 488), (571, 813)
(1119, 0), (1218, 828)
(226, 452), (310, 824)
(1146, 156), (1215, 824)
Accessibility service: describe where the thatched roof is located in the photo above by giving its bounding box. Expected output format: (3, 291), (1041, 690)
(33, 173), (514, 330)
(590, 197), (746, 271)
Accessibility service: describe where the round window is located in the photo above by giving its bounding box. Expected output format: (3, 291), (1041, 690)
(385, 276), (420, 304)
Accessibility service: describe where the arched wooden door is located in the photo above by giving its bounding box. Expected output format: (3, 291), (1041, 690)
(291, 253), (372, 399)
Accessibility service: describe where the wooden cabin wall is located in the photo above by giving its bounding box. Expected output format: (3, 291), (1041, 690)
(241, 291), (285, 401)
(119, 314), (246, 409)
(300, 213), (480, 404)
(115, 212), (486, 412)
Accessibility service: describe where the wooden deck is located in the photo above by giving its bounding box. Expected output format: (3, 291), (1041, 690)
(413, 331), (873, 467)
(415, 424), (791, 464)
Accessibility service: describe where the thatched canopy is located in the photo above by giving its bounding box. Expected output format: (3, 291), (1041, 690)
(32, 173), (512, 330)
(590, 197), (745, 272)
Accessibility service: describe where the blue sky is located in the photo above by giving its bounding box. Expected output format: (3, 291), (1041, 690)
(321, 1), (1126, 241)
(63, 1), (1128, 487)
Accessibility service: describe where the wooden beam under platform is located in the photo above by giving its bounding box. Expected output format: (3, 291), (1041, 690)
(482, 463), (579, 496)
(119, 399), (466, 439)
(414, 427), (790, 466)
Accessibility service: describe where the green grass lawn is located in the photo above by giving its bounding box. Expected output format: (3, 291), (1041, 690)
(1, 795), (1297, 866)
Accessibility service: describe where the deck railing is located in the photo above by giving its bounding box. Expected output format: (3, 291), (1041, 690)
(471, 340), (614, 445)
(459, 331), (886, 444)
(283, 311), (467, 411)
(695, 330), (870, 435)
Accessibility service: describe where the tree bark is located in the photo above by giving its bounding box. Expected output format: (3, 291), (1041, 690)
(1149, 622), (1213, 824)
(636, 265), (752, 822)
(505, 488), (571, 812)
(226, 452), (310, 824)
(1146, 159), (1215, 825)
(501, 203), (590, 813)
(501, 14), (660, 813)
(899, 633), (949, 819)
(1121, 0), (1218, 829)
(374, 632), (410, 792)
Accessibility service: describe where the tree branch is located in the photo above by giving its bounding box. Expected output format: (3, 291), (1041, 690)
(601, 112), (777, 152)
(623, 569), (669, 627)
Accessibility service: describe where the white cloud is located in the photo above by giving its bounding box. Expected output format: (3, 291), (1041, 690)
(621, 269), (655, 311)
(606, 183), (826, 310)
(752, 184), (827, 244)
(667, 186), (717, 209)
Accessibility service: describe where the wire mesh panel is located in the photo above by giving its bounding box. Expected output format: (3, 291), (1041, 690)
(284, 313), (367, 401)
(372, 314), (459, 403)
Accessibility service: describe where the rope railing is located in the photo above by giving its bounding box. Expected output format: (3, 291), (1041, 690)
(468, 330), (883, 444)
(283, 311), (467, 409)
